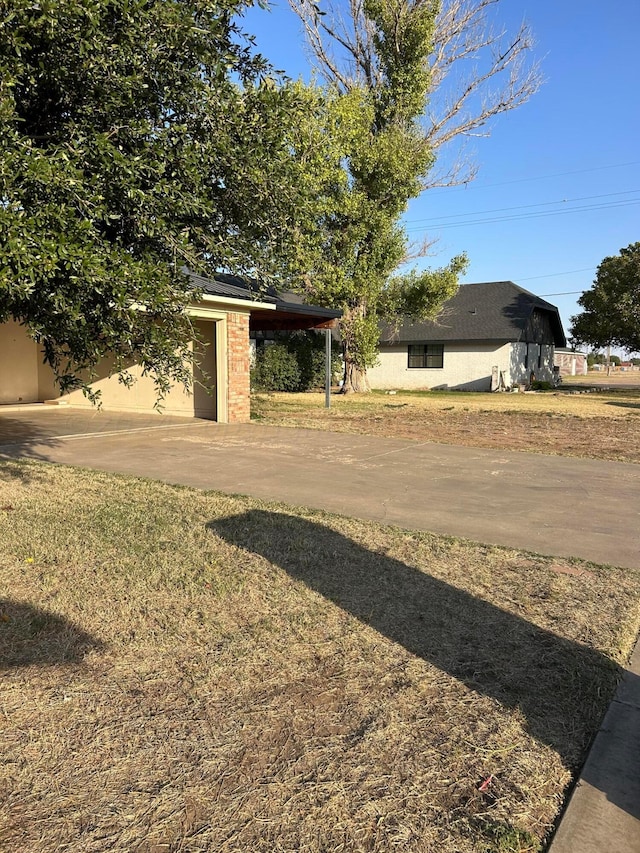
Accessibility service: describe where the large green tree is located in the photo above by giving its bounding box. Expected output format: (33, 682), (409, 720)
(571, 243), (640, 354)
(0, 0), (324, 398)
(288, 79), (468, 392)
(283, 0), (540, 391)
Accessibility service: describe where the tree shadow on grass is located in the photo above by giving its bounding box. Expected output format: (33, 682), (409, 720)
(209, 510), (640, 821)
(0, 415), (64, 479)
(0, 600), (104, 669)
(606, 400), (640, 411)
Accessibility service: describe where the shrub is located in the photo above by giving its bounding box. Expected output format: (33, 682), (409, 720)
(251, 343), (301, 392)
(251, 332), (342, 392)
(530, 380), (553, 391)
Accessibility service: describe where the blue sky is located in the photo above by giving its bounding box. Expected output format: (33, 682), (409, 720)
(240, 0), (639, 347)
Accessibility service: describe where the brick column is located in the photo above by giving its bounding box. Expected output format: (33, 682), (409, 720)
(226, 312), (251, 423)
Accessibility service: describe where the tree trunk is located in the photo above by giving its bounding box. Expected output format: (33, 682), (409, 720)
(342, 356), (371, 393)
(339, 301), (375, 393)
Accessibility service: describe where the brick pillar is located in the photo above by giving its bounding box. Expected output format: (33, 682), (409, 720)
(226, 312), (251, 423)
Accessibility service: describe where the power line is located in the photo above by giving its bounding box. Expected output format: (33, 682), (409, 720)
(405, 198), (640, 231)
(404, 189), (640, 226)
(428, 160), (640, 194)
(535, 290), (585, 296)
(516, 268), (594, 282)
(407, 199), (640, 230)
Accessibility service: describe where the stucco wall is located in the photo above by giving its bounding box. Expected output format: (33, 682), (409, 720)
(1, 303), (254, 422)
(540, 344), (554, 380)
(59, 353), (197, 416)
(369, 342), (514, 391)
(192, 319), (217, 419)
(38, 319), (219, 419)
(370, 340), (557, 390)
(0, 321), (81, 404)
(0, 320), (40, 404)
(0, 324), (207, 416)
(37, 355), (60, 402)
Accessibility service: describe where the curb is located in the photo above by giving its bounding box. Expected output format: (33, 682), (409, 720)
(548, 637), (640, 853)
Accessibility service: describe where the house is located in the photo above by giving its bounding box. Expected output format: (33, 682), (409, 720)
(0, 272), (340, 422)
(554, 348), (588, 377)
(367, 281), (566, 392)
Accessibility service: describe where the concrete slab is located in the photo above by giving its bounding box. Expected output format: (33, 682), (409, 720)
(0, 404), (206, 443)
(2, 420), (636, 570)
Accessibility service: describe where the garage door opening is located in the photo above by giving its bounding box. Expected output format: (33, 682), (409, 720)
(192, 319), (217, 420)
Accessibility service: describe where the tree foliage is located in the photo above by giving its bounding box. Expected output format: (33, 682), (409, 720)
(571, 243), (640, 355)
(281, 0), (539, 391)
(0, 0), (325, 398)
(251, 343), (302, 392)
(282, 2), (470, 392)
(290, 0), (542, 187)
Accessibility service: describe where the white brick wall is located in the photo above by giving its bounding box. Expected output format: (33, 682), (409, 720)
(368, 341), (556, 390)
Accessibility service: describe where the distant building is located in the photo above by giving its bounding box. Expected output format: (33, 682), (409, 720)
(554, 349), (588, 377)
(368, 281), (566, 392)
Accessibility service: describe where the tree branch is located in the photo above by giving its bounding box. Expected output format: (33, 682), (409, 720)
(287, 0), (542, 184)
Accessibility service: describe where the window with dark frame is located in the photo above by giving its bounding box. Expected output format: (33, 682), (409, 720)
(408, 344), (444, 369)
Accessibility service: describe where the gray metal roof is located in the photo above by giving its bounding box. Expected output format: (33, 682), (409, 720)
(188, 271), (277, 304)
(187, 271), (341, 324)
(379, 281), (566, 346)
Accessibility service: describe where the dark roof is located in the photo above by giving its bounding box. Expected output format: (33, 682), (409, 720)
(187, 271), (341, 331)
(380, 281), (566, 346)
(187, 270), (277, 304)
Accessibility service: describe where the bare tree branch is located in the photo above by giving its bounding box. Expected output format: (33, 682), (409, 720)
(402, 233), (440, 263)
(287, 0), (542, 187)
(289, 0), (353, 89)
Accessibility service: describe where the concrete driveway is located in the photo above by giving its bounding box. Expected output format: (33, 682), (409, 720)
(0, 404), (208, 443)
(0, 407), (638, 570)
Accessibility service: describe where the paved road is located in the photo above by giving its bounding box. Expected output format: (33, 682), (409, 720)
(2, 417), (638, 570)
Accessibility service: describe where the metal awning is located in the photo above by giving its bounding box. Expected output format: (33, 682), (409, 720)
(250, 304), (340, 332)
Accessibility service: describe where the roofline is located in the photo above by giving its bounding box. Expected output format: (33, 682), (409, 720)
(461, 279), (557, 307)
(271, 300), (341, 320)
(188, 270), (341, 319)
(380, 336), (526, 345)
(199, 293), (276, 311)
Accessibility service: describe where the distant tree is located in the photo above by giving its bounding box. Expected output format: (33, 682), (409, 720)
(631, 357), (640, 366)
(587, 352), (605, 366)
(0, 0), (327, 399)
(571, 243), (640, 356)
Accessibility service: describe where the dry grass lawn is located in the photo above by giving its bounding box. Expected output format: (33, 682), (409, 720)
(252, 386), (640, 463)
(2, 462), (640, 852)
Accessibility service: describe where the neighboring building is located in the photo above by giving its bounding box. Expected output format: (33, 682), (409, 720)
(554, 348), (588, 377)
(0, 273), (340, 422)
(368, 281), (566, 392)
